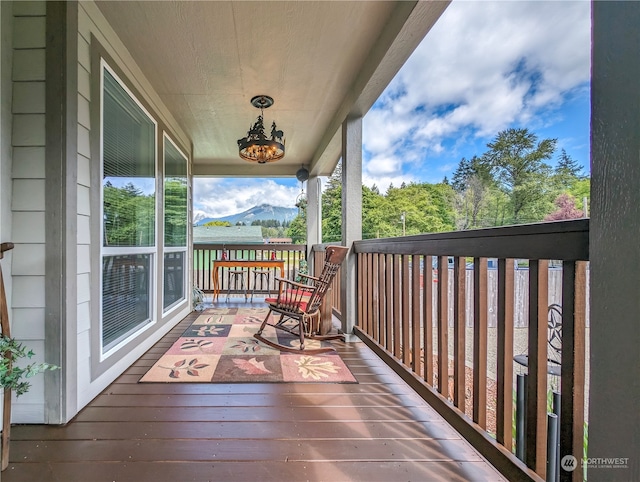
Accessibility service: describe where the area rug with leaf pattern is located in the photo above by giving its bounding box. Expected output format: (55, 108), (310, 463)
(139, 307), (357, 384)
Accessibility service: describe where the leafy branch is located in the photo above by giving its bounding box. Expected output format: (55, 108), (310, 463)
(0, 335), (59, 397)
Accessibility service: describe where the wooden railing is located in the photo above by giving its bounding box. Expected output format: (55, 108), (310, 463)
(352, 219), (589, 482)
(310, 244), (343, 320)
(193, 243), (307, 295)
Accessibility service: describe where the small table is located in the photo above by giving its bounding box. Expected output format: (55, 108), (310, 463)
(211, 259), (285, 300)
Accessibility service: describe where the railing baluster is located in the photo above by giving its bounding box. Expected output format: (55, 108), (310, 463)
(411, 254), (421, 374)
(424, 255), (433, 385)
(473, 257), (488, 429)
(526, 259), (549, 477)
(438, 255), (449, 398)
(357, 253), (364, 337)
(372, 253), (380, 342)
(385, 253), (393, 353)
(401, 255), (411, 366)
(453, 256), (466, 410)
(378, 253), (386, 347)
(363, 253), (371, 336)
(393, 254), (401, 359)
(560, 260), (587, 482)
(497, 258), (515, 450)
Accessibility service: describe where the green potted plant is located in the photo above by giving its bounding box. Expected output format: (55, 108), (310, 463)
(0, 335), (59, 396)
(192, 284), (205, 311)
(0, 334), (59, 470)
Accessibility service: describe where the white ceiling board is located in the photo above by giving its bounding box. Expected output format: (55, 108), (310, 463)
(94, 1), (448, 177)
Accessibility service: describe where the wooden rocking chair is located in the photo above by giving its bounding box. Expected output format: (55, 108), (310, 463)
(254, 245), (348, 354)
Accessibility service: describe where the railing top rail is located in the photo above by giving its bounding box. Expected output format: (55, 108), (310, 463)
(193, 243), (307, 252)
(353, 219), (589, 261)
(310, 243), (344, 253)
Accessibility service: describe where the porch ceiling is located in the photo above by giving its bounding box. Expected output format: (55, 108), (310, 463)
(94, 1), (448, 178)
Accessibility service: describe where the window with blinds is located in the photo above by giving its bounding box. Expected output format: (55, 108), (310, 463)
(102, 254), (152, 349)
(101, 64), (157, 351)
(103, 68), (155, 247)
(163, 251), (185, 310)
(163, 137), (188, 311)
(164, 138), (187, 247)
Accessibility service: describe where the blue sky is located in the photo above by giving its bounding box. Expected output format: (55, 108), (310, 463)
(194, 0), (591, 220)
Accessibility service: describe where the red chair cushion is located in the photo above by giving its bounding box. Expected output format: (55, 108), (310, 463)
(266, 288), (313, 312)
(266, 298), (308, 312)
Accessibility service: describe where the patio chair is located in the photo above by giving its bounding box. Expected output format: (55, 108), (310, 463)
(514, 303), (562, 376)
(250, 268), (271, 301)
(226, 269), (248, 301)
(254, 245), (348, 354)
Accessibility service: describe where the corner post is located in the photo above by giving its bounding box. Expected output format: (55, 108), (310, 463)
(340, 116), (362, 339)
(306, 175), (322, 271)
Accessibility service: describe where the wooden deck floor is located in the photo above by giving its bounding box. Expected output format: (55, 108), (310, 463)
(3, 303), (504, 482)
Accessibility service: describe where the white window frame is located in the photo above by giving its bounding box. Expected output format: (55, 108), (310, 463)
(99, 59), (159, 358)
(162, 133), (189, 314)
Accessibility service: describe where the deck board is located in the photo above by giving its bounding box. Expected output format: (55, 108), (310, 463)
(4, 305), (505, 482)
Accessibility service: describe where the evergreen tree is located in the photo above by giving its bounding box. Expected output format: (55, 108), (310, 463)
(451, 156), (492, 193)
(321, 162), (343, 243)
(554, 149), (585, 190)
(482, 128), (556, 223)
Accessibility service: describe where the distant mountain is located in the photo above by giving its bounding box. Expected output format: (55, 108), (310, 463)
(195, 204), (298, 226)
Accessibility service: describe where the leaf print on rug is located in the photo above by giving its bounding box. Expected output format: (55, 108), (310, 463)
(194, 315), (224, 325)
(230, 339), (263, 353)
(180, 338), (214, 352)
(242, 315), (264, 324)
(160, 358), (209, 378)
(233, 357), (273, 375)
(194, 326), (226, 336)
(294, 355), (341, 381)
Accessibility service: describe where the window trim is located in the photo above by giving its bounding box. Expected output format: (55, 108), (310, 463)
(90, 36), (192, 381)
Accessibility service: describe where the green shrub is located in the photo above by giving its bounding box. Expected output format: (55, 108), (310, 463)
(0, 335), (59, 397)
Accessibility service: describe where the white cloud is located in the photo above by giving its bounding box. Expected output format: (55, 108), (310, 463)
(193, 178), (299, 218)
(363, 0), (591, 187)
(366, 154), (402, 176)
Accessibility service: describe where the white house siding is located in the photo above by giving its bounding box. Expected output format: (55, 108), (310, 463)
(74, 2), (191, 414)
(10, 0), (47, 422)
